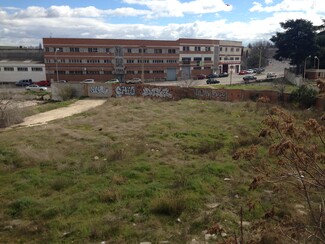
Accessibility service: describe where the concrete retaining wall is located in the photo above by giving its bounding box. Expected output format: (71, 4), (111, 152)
(52, 83), (324, 110)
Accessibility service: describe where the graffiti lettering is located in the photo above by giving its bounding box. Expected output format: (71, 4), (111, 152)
(89, 86), (109, 95)
(115, 86), (136, 97)
(142, 87), (172, 98)
(195, 89), (227, 99)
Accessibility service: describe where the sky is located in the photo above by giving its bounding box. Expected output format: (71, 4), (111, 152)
(0, 0), (324, 47)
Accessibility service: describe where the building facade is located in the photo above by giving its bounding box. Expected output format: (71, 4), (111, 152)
(43, 38), (243, 83)
(0, 60), (46, 83)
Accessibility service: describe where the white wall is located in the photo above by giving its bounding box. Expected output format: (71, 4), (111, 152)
(0, 61), (46, 83)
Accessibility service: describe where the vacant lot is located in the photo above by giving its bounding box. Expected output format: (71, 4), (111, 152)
(0, 97), (323, 243)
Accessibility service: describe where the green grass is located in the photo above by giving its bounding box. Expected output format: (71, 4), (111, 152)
(0, 97), (320, 243)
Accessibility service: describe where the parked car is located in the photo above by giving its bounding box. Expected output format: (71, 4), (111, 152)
(243, 75), (257, 83)
(34, 80), (51, 86)
(16, 79), (33, 86)
(207, 73), (218, 78)
(197, 74), (207, 80)
(246, 69), (255, 74)
(218, 72), (229, 77)
(81, 79), (95, 83)
(239, 70), (248, 75)
(105, 79), (120, 84)
(267, 72), (277, 78)
(206, 78), (220, 84)
(125, 78), (142, 84)
(25, 84), (48, 91)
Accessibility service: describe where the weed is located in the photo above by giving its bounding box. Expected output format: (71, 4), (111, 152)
(150, 192), (187, 216)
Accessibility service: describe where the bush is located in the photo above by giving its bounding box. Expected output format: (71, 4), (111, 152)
(58, 85), (74, 101)
(289, 85), (317, 108)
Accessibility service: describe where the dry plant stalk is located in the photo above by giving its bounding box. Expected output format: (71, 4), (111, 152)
(233, 107), (325, 242)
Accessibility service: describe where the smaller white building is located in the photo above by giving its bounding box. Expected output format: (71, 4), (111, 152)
(0, 60), (46, 84)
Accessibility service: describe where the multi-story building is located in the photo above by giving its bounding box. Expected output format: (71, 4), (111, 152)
(43, 38), (242, 83)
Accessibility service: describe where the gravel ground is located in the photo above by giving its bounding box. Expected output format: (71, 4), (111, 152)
(11, 99), (106, 128)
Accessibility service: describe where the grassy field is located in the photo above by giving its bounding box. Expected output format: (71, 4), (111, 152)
(0, 97), (323, 243)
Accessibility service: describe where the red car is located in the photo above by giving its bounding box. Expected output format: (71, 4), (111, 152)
(34, 80), (51, 86)
(239, 70), (248, 75)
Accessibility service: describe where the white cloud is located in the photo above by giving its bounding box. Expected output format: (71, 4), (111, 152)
(0, 1), (324, 47)
(251, 0), (325, 13)
(122, 0), (232, 18)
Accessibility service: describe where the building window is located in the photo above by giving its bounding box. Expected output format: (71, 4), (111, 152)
(204, 57), (212, 61)
(182, 57), (191, 64)
(32, 67), (43, 72)
(127, 60), (134, 63)
(139, 48), (146, 53)
(230, 57), (234, 60)
(182, 46), (190, 51)
(205, 46), (211, 52)
(70, 47), (80, 52)
(87, 71), (100, 75)
(153, 60), (163, 63)
(167, 60), (177, 63)
(88, 48), (98, 53)
(225, 47), (228, 52)
(69, 70), (83, 75)
(194, 46), (201, 51)
(235, 57), (240, 60)
(231, 48), (234, 52)
(104, 60), (111, 63)
(127, 48), (132, 53)
(220, 47), (223, 51)
(17, 67), (28, 71)
(154, 49), (162, 54)
(236, 48), (240, 52)
(87, 60), (100, 63)
(4, 67), (14, 71)
(127, 71), (135, 74)
(45, 48), (50, 52)
(193, 57), (202, 61)
(168, 49), (176, 54)
(153, 70), (164, 74)
(104, 71), (112, 75)
(193, 67), (201, 70)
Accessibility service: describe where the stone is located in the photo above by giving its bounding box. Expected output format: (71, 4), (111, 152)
(205, 203), (220, 209)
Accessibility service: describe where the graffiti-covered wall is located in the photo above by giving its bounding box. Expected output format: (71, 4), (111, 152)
(52, 82), (324, 110)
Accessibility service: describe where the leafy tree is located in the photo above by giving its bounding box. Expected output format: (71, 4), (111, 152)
(270, 19), (318, 74)
(245, 41), (272, 70)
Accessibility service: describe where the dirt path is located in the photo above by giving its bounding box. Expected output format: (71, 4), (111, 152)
(14, 99), (106, 127)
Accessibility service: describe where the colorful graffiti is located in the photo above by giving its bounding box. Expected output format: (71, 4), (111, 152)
(89, 86), (109, 95)
(115, 86), (136, 97)
(142, 87), (172, 98)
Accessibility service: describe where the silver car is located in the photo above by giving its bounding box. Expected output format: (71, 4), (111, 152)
(25, 84), (48, 91)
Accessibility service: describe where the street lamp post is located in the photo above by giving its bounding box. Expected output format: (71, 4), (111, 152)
(55, 48), (59, 82)
(314, 56), (320, 79)
(304, 55), (311, 82)
(229, 65), (233, 86)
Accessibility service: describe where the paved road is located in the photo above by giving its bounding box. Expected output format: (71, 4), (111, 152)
(151, 59), (290, 87)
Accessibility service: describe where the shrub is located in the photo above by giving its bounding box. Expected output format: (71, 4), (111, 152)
(58, 85), (74, 101)
(289, 85), (317, 108)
